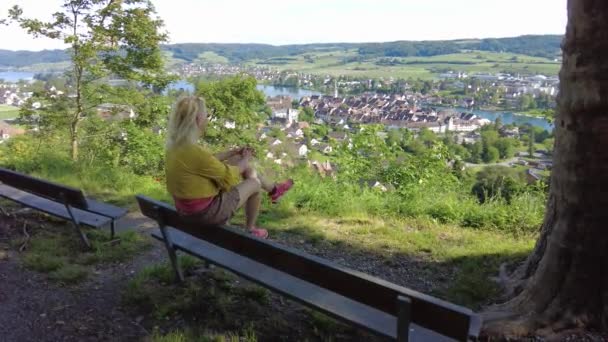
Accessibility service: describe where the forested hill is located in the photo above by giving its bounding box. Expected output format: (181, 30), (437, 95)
(0, 35), (562, 67)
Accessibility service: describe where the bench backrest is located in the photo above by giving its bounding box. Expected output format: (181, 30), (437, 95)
(137, 194), (478, 341)
(0, 167), (88, 209)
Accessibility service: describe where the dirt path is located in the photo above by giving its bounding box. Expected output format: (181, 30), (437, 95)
(0, 212), (163, 342)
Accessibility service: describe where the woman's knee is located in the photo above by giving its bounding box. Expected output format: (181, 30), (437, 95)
(237, 178), (261, 197)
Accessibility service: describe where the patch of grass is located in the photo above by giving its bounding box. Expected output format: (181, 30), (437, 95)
(285, 224), (326, 245)
(238, 286), (270, 305)
(124, 261), (275, 332)
(23, 253), (64, 272)
(19, 228), (151, 284)
(196, 51), (229, 65)
(123, 255), (207, 306)
(308, 311), (342, 333)
(89, 230), (152, 264)
(48, 264), (89, 284)
(151, 326), (257, 342)
(445, 252), (528, 309)
(306, 310), (363, 341)
(0, 104), (19, 119)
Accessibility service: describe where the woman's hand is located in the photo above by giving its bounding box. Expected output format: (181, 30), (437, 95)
(237, 146), (256, 157)
(237, 149), (253, 174)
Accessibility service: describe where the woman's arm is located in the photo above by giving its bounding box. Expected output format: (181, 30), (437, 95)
(214, 148), (239, 161)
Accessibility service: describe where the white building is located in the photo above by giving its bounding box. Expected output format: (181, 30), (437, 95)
(297, 144), (308, 157)
(272, 108), (299, 126)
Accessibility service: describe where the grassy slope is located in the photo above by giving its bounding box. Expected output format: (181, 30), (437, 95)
(251, 208), (533, 308)
(0, 104), (19, 119)
(196, 51), (230, 64)
(250, 50), (560, 79)
(14, 157), (534, 308)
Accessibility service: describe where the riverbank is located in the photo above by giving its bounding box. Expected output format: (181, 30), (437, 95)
(438, 106), (554, 131)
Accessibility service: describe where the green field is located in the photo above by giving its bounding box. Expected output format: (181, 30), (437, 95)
(17, 61), (71, 73)
(249, 50), (560, 80)
(196, 51), (229, 64)
(0, 104), (19, 120)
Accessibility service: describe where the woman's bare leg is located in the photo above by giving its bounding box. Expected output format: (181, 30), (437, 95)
(235, 178), (262, 229)
(245, 192), (261, 229)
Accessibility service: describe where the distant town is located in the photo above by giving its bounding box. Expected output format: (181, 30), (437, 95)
(176, 63), (558, 110)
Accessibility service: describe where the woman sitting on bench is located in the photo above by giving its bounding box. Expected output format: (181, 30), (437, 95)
(165, 96), (293, 239)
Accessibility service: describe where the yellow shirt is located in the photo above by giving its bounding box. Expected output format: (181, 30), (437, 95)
(165, 143), (241, 199)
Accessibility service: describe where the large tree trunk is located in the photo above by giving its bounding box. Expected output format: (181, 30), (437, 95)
(484, 0), (608, 337)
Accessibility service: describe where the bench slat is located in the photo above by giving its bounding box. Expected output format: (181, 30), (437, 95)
(86, 198), (127, 219)
(0, 184), (112, 228)
(0, 168), (88, 209)
(152, 228), (456, 342)
(137, 195), (478, 341)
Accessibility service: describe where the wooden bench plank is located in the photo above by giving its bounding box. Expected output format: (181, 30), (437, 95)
(86, 198), (127, 219)
(0, 184), (112, 228)
(152, 228), (456, 342)
(0, 168), (88, 209)
(137, 195), (477, 341)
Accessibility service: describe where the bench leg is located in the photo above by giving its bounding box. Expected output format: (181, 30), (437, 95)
(397, 295), (411, 342)
(110, 220), (116, 239)
(65, 204), (91, 249)
(159, 224), (184, 283)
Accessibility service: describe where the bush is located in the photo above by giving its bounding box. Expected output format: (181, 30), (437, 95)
(472, 166), (526, 203)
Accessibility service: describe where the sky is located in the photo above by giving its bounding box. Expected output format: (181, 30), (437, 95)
(1, 0), (568, 51)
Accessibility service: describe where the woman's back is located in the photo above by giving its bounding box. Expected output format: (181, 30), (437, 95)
(165, 143), (241, 200)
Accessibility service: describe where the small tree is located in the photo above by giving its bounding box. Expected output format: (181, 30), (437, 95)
(299, 106), (315, 123)
(483, 146), (500, 163)
(472, 166), (525, 203)
(196, 75), (266, 147)
(7, 0), (174, 160)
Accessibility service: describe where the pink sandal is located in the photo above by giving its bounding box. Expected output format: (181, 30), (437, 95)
(249, 227), (269, 239)
(270, 179), (294, 204)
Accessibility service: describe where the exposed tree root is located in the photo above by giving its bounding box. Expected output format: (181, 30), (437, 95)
(19, 223), (30, 252)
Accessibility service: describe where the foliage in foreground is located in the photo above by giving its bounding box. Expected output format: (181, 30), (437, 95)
(0, 128), (545, 233)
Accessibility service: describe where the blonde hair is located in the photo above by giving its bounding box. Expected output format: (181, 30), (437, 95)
(166, 96), (207, 149)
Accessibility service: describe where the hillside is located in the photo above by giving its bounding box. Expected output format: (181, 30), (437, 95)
(247, 50), (561, 79)
(0, 35), (562, 69)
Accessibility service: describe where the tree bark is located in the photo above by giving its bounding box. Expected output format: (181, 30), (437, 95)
(70, 121), (79, 161)
(70, 5), (81, 161)
(485, 0), (608, 336)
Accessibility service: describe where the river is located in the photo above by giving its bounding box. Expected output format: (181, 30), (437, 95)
(465, 109), (553, 132)
(165, 81), (322, 98)
(0, 71), (35, 82)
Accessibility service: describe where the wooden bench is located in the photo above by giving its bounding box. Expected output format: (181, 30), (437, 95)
(0, 167), (127, 248)
(136, 195), (482, 341)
